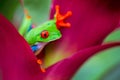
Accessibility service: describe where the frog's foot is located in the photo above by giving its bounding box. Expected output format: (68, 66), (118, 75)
(31, 45), (38, 52)
(37, 59), (42, 65)
(37, 59), (46, 72)
(24, 9), (31, 19)
(54, 5), (72, 29)
(40, 66), (46, 73)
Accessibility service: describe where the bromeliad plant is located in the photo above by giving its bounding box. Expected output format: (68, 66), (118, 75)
(0, 0), (120, 80)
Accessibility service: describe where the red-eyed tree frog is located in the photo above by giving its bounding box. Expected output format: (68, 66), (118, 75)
(19, 5), (72, 54)
(19, 5), (72, 72)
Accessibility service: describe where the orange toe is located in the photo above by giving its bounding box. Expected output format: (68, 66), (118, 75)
(37, 59), (42, 65)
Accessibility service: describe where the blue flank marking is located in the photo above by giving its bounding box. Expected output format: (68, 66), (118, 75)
(27, 24), (32, 32)
(31, 45), (38, 52)
(28, 24), (38, 52)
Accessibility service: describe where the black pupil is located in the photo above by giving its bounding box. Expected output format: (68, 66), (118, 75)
(44, 33), (47, 37)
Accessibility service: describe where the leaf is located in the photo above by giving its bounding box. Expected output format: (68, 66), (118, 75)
(104, 28), (120, 42)
(101, 64), (120, 80)
(72, 47), (120, 80)
(0, 0), (19, 20)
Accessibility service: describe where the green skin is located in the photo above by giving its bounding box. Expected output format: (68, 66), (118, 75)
(25, 20), (61, 45)
(19, 16), (62, 46)
(19, 16), (32, 36)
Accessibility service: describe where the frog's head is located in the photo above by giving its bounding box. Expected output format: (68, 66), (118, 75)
(25, 20), (61, 45)
(25, 5), (72, 45)
(34, 20), (62, 43)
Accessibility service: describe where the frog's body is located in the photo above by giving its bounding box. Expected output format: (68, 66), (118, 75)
(24, 20), (61, 53)
(19, 5), (72, 72)
(19, 5), (72, 53)
(25, 20), (61, 45)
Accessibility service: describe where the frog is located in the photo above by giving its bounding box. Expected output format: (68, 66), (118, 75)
(19, 5), (72, 72)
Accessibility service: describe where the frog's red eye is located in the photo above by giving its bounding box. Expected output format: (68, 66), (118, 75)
(41, 30), (49, 38)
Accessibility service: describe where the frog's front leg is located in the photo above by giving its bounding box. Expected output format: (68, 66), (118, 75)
(31, 42), (48, 55)
(31, 43), (47, 72)
(31, 45), (39, 52)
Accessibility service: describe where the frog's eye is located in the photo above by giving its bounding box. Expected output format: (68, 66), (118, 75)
(41, 30), (49, 38)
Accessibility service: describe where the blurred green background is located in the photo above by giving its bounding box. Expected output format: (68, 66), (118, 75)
(0, 0), (120, 80)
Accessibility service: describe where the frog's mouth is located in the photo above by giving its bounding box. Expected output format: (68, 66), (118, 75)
(54, 5), (72, 29)
(49, 34), (62, 42)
